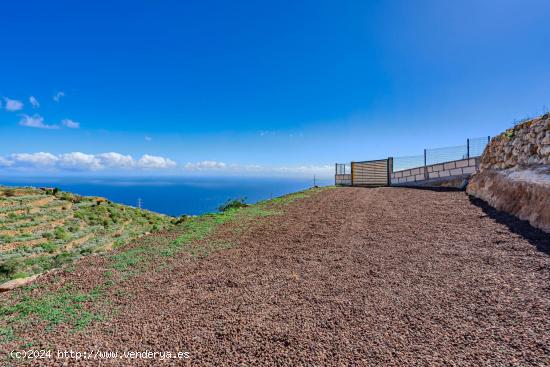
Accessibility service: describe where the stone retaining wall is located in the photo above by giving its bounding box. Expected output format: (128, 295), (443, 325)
(467, 113), (550, 233)
(481, 113), (550, 170)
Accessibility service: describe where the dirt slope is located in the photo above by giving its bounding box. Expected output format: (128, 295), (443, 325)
(1, 187), (549, 366)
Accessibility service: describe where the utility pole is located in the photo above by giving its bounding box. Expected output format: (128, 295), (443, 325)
(313, 174), (317, 187)
(137, 198), (142, 209)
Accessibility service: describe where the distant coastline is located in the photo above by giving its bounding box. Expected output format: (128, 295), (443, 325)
(0, 176), (332, 216)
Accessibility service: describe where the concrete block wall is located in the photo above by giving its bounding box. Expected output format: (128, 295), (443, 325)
(391, 157), (479, 185)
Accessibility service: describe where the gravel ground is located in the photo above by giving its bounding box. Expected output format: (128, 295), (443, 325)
(3, 187), (550, 366)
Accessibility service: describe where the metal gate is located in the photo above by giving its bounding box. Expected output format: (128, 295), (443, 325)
(351, 159), (391, 187)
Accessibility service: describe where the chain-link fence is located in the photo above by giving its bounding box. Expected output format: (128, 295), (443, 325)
(392, 136), (490, 172)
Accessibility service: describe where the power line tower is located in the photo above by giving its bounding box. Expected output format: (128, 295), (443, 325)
(137, 198), (142, 209)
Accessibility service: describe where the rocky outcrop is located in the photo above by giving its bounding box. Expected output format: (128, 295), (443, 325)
(467, 113), (550, 233)
(480, 113), (550, 169)
(0, 274), (39, 292)
(467, 166), (550, 232)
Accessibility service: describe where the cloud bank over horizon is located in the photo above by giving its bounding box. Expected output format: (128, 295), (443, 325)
(0, 152), (332, 177)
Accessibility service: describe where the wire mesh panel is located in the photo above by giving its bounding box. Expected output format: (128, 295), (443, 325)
(351, 159), (389, 187)
(468, 136), (490, 157)
(335, 163), (349, 175)
(426, 145), (468, 165)
(392, 155), (424, 172)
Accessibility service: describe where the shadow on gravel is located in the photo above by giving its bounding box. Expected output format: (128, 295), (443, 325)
(468, 196), (550, 256)
(391, 185), (464, 192)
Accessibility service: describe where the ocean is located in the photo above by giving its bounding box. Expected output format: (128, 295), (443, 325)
(0, 177), (332, 216)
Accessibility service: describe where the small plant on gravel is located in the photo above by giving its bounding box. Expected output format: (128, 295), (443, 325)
(219, 198), (248, 212)
(0, 326), (15, 343)
(0, 284), (103, 331)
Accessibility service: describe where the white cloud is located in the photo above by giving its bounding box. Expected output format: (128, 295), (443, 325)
(273, 165), (333, 174)
(184, 160), (227, 171)
(58, 152), (102, 170)
(0, 156), (13, 167)
(137, 154), (177, 169)
(29, 96), (40, 108)
(0, 152), (332, 177)
(8, 152), (59, 166)
(53, 91), (65, 102)
(0, 152), (178, 172)
(61, 119), (80, 129)
(19, 114), (59, 129)
(144, 136), (152, 141)
(4, 98), (24, 112)
(96, 152), (135, 169)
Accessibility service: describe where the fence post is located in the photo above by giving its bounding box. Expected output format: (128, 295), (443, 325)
(467, 138), (470, 159)
(487, 135), (490, 144)
(351, 162), (354, 186)
(423, 149), (428, 180)
(387, 157), (393, 186)
(334, 163), (337, 185)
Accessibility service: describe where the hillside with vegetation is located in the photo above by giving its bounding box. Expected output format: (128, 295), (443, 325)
(0, 186), (174, 284)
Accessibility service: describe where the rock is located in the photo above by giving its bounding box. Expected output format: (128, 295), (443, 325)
(468, 114), (550, 233)
(467, 167), (550, 233)
(0, 274), (39, 292)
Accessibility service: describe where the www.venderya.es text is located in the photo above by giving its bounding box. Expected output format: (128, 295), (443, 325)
(10, 349), (191, 361)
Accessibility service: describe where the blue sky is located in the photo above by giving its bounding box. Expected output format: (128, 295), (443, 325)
(1, 0), (549, 177)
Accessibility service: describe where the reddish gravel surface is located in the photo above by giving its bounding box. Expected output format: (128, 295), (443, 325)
(3, 187), (550, 366)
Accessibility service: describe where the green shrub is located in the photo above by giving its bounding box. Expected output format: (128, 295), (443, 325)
(80, 248), (93, 256)
(40, 242), (57, 253)
(42, 232), (54, 240)
(172, 215), (188, 225)
(12, 272), (29, 279)
(54, 227), (69, 240)
(218, 198), (248, 212)
(3, 188), (16, 197)
(53, 252), (73, 268)
(0, 234), (13, 243)
(0, 258), (20, 277)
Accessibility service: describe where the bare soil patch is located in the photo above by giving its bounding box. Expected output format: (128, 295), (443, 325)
(2, 187), (549, 366)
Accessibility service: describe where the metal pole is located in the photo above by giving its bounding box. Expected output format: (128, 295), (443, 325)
(424, 149), (427, 167)
(387, 157), (393, 186)
(467, 138), (470, 159)
(423, 149), (427, 180)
